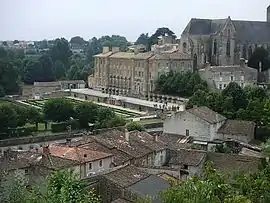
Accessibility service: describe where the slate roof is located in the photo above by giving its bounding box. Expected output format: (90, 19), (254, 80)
(169, 149), (206, 166)
(187, 106), (226, 124)
(182, 18), (270, 43)
(202, 65), (257, 73)
(103, 165), (149, 188)
(127, 175), (170, 203)
(207, 152), (261, 173)
(218, 119), (256, 138)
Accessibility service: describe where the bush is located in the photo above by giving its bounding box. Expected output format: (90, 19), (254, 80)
(126, 121), (145, 132)
(51, 120), (80, 133)
(8, 126), (37, 137)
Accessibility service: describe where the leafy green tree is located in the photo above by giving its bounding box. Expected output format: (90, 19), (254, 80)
(12, 105), (28, 127)
(0, 103), (18, 133)
(0, 60), (20, 94)
(70, 36), (86, 45)
(0, 86), (5, 97)
(244, 86), (267, 101)
(222, 82), (248, 111)
(54, 60), (66, 79)
(105, 116), (126, 128)
(23, 59), (43, 84)
(262, 99), (270, 129)
(186, 90), (208, 109)
(148, 27), (176, 48)
(39, 54), (55, 82)
(126, 121), (145, 132)
(135, 33), (149, 46)
(50, 38), (72, 69)
(26, 107), (43, 128)
(44, 98), (74, 122)
(75, 102), (99, 128)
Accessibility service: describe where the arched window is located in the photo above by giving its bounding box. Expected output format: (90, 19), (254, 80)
(183, 42), (187, 53)
(248, 46), (253, 59)
(193, 54), (197, 71)
(226, 40), (231, 56)
(242, 44), (247, 59)
(228, 29), (231, 37)
(213, 40), (217, 55)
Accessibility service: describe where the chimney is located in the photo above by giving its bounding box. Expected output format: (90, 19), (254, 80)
(153, 133), (158, 142)
(43, 145), (50, 155)
(125, 129), (129, 142)
(111, 47), (120, 53)
(66, 138), (71, 145)
(240, 58), (246, 67)
(102, 46), (109, 53)
(267, 6), (270, 22)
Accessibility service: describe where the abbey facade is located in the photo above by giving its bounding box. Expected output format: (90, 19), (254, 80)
(180, 6), (270, 69)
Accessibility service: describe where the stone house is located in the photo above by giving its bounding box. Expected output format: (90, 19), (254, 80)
(163, 106), (255, 144)
(98, 165), (170, 203)
(90, 129), (168, 167)
(90, 46), (193, 98)
(169, 148), (206, 178)
(39, 145), (114, 178)
(199, 60), (258, 90)
(180, 6), (270, 69)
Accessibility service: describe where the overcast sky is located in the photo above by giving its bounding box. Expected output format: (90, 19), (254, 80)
(1, 0), (269, 41)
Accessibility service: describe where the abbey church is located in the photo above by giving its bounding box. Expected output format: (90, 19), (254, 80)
(180, 6), (270, 69)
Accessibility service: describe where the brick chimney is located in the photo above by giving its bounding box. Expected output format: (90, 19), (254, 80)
(125, 129), (129, 142)
(43, 145), (50, 155)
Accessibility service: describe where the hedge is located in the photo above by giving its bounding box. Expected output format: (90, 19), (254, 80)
(51, 120), (80, 133)
(6, 126), (38, 138)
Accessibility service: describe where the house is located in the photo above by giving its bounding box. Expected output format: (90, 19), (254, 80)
(100, 165), (170, 203)
(91, 129), (168, 167)
(169, 148), (206, 178)
(207, 152), (262, 174)
(199, 60), (258, 90)
(39, 145), (114, 178)
(164, 106), (255, 145)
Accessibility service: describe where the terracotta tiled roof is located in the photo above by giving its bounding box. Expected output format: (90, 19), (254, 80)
(207, 152), (261, 173)
(42, 145), (113, 163)
(94, 51), (113, 57)
(133, 52), (155, 59)
(169, 148), (206, 166)
(166, 51), (192, 60)
(92, 130), (153, 158)
(103, 165), (149, 188)
(218, 119), (255, 137)
(187, 106), (226, 124)
(149, 53), (169, 60)
(110, 52), (135, 59)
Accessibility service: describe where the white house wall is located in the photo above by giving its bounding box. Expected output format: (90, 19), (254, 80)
(153, 149), (167, 167)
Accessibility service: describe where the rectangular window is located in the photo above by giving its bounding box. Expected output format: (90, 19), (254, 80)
(183, 164), (188, 170)
(224, 84), (227, 88)
(160, 155), (163, 163)
(186, 129), (189, 136)
(99, 160), (103, 167)
(219, 77), (222, 82)
(89, 163), (92, 170)
(230, 76), (234, 81)
(219, 84), (222, 89)
(241, 76), (244, 81)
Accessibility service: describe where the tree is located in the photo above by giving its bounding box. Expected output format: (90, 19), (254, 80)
(13, 40), (19, 44)
(54, 60), (66, 79)
(26, 107), (43, 128)
(43, 98), (74, 122)
(75, 102), (99, 128)
(105, 116), (126, 128)
(0, 60), (20, 94)
(222, 82), (248, 111)
(126, 121), (145, 132)
(50, 38), (72, 69)
(135, 33), (149, 46)
(39, 54), (55, 82)
(244, 85), (267, 102)
(186, 90), (208, 109)
(0, 103), (18, 133)
(148, 27), (176, 48)
(23, 59), (43, 84)
(70, 36), (86, 45)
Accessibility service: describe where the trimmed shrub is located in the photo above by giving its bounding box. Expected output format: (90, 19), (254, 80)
(51, 120), (80, 133)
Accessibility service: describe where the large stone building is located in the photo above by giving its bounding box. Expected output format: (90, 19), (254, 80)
(180, 6), (270, 69)
(88, 46), (193, 98)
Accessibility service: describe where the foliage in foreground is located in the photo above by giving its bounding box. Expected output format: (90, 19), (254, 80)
(161, 162), (270, 203)
(0, 170), (101, 203)
(126, 121), (145, 132)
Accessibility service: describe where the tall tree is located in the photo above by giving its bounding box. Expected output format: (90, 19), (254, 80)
(70, 36), (86, 45)
(54, 60), (66, 79)
(0, 103), (18, 133)
(39, 54), (55, 82)
(135, 33), (149, 46)
(23, 60), (43, 84)
(75, 102), (99, 128)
